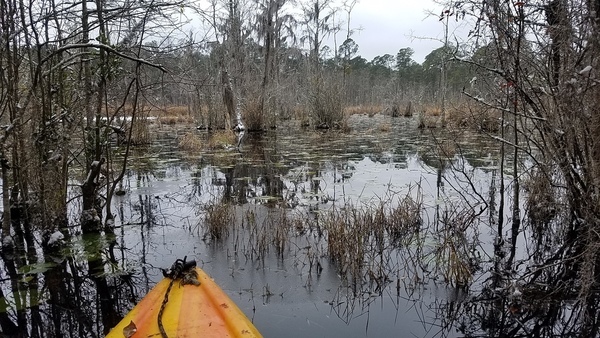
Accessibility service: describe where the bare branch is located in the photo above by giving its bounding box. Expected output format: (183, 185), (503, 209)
(41, 43), (167, 72)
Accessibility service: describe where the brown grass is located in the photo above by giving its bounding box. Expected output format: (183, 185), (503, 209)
(418, 101), (502, 133)
(417, 104), (444, 129)
(379, 123), (392, 132)
(448, 104), (501, 132)
(387, 187), (423, 243)
(158, 115), (195, 125)
(196, 185), (430, 291)
(152, 106), (196, 125)
(178, 132), (203, 151)
(435, 205), (477, 287)
(130, 117), (152, 145)
(344, 105), (384, 116)
(523, 167), (557, 227)
(324, 188), (425, 287)
(243, 97), (264, 131)
(382, 102), (413, 117)
(203, 202), (234, 241)
(165, 106), (189, 116)
(417, 113), (440, 129)
(325, 208), (366, 284)
(206, 130), (236, 149)
(423, 104), (443, 117)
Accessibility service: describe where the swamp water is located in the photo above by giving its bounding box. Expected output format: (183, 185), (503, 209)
(0, 114), (571, 337)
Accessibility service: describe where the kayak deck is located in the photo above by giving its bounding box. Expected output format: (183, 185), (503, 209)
(106, 267), (262, 337)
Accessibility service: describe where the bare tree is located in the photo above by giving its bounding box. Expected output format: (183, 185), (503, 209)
(458, 0), (600, 333)
(301, 0), (337, 73)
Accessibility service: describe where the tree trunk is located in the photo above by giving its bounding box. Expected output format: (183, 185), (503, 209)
(81, 158), (105, 233)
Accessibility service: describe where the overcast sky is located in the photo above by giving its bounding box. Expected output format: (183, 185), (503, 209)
(345, 0), (442, 63)
(338, 0), (462, 64)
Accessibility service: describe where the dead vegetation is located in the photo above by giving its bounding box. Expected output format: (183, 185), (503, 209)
(195, 184), (482, 291)
(379, 123), (391, 132)
(243, 97), (265, 131)
(445, 102), (501, 133)
(415, 101), (501, 132)
(178, 132), (203, 151)
(309, 78), (344, 129)
(203, 202), (235, 241)
(197, 179), (481, 294)
(343, 104), (384, 116)
(156, 106), (195, 125)
(129, 118), (153, 145)
(206, 130), (236, 149)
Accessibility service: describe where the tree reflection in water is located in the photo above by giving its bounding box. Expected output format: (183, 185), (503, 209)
(0, 228), (137, 337)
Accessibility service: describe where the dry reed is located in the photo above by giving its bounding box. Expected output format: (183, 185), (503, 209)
(243, 97), (265, 131)
(206, 130), (236, 149)
(379, 123), (392, 132)
(178, 132), (203, 151)
(203, 202), (234, 241)
(344, 105), (384, 116)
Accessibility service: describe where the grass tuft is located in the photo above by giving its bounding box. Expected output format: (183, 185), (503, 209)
(203, 202), (234, 241)
(178, 132), (203, 151)
(344, 105), (384, 116)
(206, 130), (236, 149)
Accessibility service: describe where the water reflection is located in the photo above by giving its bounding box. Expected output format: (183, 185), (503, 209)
(0, 115), (598, 337)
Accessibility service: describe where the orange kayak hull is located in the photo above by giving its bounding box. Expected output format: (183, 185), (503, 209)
(106, 267), (262, 338)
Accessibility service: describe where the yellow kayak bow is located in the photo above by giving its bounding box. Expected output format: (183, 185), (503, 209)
(106, 260), (262, 338)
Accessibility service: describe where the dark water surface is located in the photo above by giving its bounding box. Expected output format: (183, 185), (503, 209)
(1, 114), (534, 337)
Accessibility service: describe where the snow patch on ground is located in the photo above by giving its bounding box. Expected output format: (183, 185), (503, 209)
(48, 231), (65, 246)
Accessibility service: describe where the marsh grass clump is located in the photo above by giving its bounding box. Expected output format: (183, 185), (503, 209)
(325, 208), (367, 284)
(245, 209), (269, 260)
(203, 202), (234, 241)
(130, 116), (152, 145)
(206, 130), (236, 149)
(417, 112), (439, 129)
(157, 106), (195, 125)
(523, 167), (558, 228)
(344, 105), (383, 116)
(423, 104), (443, 117)
(158, 115), (195, 125)
(322, 201), (417, 292)
(433, 205), (478, 287)
(309, 78), (344, 129)
(165, 106), (189, 116)
(235, 207), (294, 262)
(379, 123), (392, 132)
(243, 96), (265, 131)
(196, 181), (475, 294)
(387, 188), (423, 244)
(178, 132), (203, 151)
(446, 103), (501, 133)
(270, 210), (290, 258)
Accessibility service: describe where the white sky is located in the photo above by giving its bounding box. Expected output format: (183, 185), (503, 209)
(341, 0), (455, 64)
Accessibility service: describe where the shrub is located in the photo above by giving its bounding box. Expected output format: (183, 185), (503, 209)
(308, 77), (344, 129)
